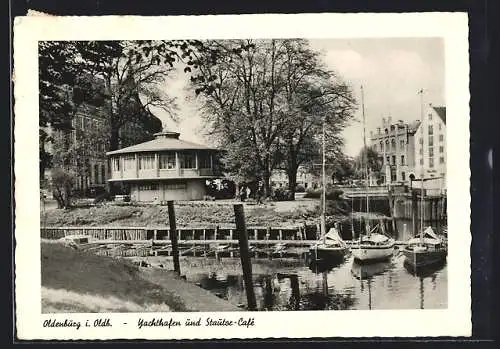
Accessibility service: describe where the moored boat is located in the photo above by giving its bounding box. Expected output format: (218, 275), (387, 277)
(309, 227), (349, 264)
(351, 232), (395, 263)
(349, 86), (395, 264)
(403, 226), (447, 269)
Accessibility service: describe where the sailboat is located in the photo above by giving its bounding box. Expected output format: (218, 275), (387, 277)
(309, 110), (349, 264)
(351, 85), (395, 263)
(403, 224), (447, 269)
(402, 89), (447, 270)
(309, 226), (349, 262)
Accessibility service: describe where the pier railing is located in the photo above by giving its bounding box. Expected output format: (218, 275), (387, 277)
(40, 225), (309, 242)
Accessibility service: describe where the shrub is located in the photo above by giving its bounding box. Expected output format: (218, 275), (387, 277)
(295, 184), (306, 193)
(272, 187), (294, 201)
(94, 192), (112, 204)
(303, 187), (344, 200)
(51, 168), (75, 209)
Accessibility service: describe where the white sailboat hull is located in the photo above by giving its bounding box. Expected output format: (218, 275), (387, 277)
(351, 244), (395, 262)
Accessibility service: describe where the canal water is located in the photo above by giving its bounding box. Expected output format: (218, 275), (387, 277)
(140, 250), (447, 311)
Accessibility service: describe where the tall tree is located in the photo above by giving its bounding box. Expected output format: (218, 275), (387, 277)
(188, 39), (356, 197)
(39, 40), (212, 147)
(354, 146), (383, 181)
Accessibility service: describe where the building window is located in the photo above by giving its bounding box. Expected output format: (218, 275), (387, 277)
(199, 154), (211, 169)
(139, 184), (158, 191)
(123, 155), (135, 171)
(391, 155), (396, 165)
(401, 155), (405, 165)
(419, 147), (423, 155)
(165, 182), (187, 190)
(439, 123), (442, 131)
(440, 157), (445, 164)
(400, 140), (405, 150)
(439, 146), (444, 153)
(419, 137), (423, 145)
(429, 136), (434, 146)
(419, 158), (424, 165)
(391, 139), (396, 152)
(180, 152), (196, 169)
(94, 164), (99, 184)
(380, 141), (383, 151)
(429, 147), (434, 157)
(112, 157), (120, 172)
(401, 172), (406, 181)
(429, 157), (434, 168)
(439, 134), (444, 141)
(101, 165), (106, 183)
(428, 113), (433, 121)
(428, 125), (433, 135)
(391, 169), (397, 181)
(139, 154), (155, 170)
(159, 153), (176, 169)
(386, 156), (390, 164)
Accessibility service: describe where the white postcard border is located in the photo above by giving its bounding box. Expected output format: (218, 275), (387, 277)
(14, 12), (471, 340)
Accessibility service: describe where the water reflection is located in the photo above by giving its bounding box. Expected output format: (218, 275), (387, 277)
(169, 253), (447, 311)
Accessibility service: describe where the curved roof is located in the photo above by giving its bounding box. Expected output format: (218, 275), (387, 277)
(106, 131), (218, 155)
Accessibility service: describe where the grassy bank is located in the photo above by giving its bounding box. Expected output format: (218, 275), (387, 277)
(41, 241), (240, 313)
(41, 200), (339, 228)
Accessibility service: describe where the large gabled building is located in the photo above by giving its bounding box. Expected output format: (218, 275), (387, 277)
(412, 104), (447, 192)
(369, 104), (446, 192)
(370, 117), (421, 185)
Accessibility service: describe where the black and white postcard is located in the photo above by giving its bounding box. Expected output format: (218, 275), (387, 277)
(14, 12), (471, 339)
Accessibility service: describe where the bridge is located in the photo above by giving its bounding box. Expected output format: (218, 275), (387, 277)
(338, 185), (445, 199)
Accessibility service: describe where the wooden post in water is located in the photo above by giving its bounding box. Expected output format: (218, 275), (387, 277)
(387, 186), (397, 234)
(411, 190), (418, 236)
(167, 201), (181, 275)
(234, 204), (257, 311)
(266, 226), (272, 260)
(290, 274), (301, 310)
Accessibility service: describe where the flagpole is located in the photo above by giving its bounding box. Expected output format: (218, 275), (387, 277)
(419, 89), (425, 245)
(361, 85), (370, 235)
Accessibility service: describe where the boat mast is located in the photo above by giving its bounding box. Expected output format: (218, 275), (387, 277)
(419, 89), (425, 244)
(321, 113), (326, 243)
(361, 85), (370, 235)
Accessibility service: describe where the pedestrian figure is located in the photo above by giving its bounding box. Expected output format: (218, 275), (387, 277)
(256, 181), (264, 205)
(240, 185), (246, 202)
(246, 186), (251, 200)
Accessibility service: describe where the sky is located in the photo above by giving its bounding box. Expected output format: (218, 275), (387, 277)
(150, 37), (445, 157)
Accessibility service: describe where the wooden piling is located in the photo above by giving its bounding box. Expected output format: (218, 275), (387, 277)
(387, 186), (397, 233)
(234, 204), (257, 311)
(411, 190), (418, 235)
(290, 275), (301, 310)
(167, 201), (181, 275)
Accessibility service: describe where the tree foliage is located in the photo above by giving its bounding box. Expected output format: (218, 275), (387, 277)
(354, 146), (383, 180)
(39, 40), (213, 149)
(39, 40), (214, 197)
(188, 39), (357, 197)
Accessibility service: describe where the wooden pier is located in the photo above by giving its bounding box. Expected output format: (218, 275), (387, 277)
(42, 225), (408, 259)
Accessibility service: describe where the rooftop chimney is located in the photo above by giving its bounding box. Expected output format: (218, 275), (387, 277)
(153, 130), (181, 139)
